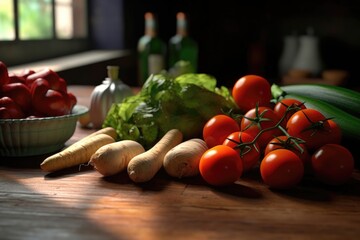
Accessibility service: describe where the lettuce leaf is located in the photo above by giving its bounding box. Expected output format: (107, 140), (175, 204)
(103, 73), (237, 149)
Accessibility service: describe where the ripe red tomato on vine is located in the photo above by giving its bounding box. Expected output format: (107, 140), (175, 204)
(223, 131), (260, 172)
(265, 135), (310, 168)
(241, 106), (282, 149)
(311, 144), (354, 186)
(286, 109), (342, 150)
(202, 114), (240, 148)
(199, 145), (243, 186)
(273, 98), (306, 127)
(260, 149), (304, 189)
(232, 75), (272, 112)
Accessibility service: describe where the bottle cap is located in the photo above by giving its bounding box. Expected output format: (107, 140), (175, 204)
(177, 12), (186, 20)
(107, 66), (119, 80)
(145, 12), (154, 20)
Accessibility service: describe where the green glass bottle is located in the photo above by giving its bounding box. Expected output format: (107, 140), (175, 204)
(168, 12), (198, 72)
(137, 12), (166, 85)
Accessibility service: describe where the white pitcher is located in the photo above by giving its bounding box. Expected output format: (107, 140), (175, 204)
(291, 28), (323, 77)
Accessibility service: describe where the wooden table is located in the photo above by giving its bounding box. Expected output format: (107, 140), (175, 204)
(1, 86), (360, 240)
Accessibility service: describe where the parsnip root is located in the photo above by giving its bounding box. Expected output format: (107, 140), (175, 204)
(40, 132), (115, 172)
(127, 129), (183, 183)
(83, 127), (117, 140)
(89, 140), (145, 176)
(163, 138), (208, 178)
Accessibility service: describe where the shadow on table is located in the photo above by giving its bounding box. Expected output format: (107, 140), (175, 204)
(272, 173), (360, 202)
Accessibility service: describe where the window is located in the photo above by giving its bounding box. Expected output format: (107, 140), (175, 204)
(19, 0), (53, 40)
(0, 0), (15, 40)
(0, 0), (87, 41)
(55, 0), (88, 39)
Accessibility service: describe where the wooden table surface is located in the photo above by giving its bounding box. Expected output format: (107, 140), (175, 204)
(1, 85), (360, 240)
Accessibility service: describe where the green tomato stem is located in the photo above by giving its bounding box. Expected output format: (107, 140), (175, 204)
(233, 104), (305, 155)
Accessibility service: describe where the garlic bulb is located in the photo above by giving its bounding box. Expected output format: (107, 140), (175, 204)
(89, 66), (133, 129)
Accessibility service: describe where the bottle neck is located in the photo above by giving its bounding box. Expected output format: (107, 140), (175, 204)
(176, 18), (188, 36)
(107, 66), (119, 80)
(145, 18), (157, 37)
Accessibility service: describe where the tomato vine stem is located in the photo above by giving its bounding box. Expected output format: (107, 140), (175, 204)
(231, 105), (305, 155)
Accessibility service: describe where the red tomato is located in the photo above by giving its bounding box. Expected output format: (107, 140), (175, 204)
(273, 98), (306, 127)
(265, 136), (310, 167)
(311, 144), (354, 185)
(326, 119), (342, 144)
(241, 107), (282, 149)
(260, 149), (304, 189)
(223, 131), (260, 172)
(203, 114), (240, 148)
(199, 145), (243, 186)
(286, 109), (341, 150)
(232, 75), (271, 112)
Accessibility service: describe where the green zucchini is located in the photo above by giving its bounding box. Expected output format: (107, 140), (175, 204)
(280, 84), (360, 117)
(284, 93), (360, 141)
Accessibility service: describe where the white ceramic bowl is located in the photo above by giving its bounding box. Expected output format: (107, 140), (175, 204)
(0, 105), (88, 157)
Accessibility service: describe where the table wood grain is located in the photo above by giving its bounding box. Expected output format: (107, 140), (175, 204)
(0, 86), (359, 240)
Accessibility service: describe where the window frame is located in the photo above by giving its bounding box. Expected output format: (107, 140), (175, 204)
(0, 0), (91, 66)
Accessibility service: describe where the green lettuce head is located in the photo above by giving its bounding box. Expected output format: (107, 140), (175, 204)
(103, 73), (237, 149)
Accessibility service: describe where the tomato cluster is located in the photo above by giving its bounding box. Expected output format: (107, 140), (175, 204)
(199, 75), (354, 189)
(0, 61), (76, 119)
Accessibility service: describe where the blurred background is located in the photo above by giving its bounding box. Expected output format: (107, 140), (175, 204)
(1, 0), (360, 89)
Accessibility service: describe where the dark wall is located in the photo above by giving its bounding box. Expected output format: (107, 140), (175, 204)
(89, 0), (125, 49)
(118, 0), (360, 88)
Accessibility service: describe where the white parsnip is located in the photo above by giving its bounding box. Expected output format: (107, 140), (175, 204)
(40, 133), (115, 172)
(127, 129), (183, 183)
(89, 140), (145, 176)
(84, 127), (117, 140)
(163, 138), (208, 178)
